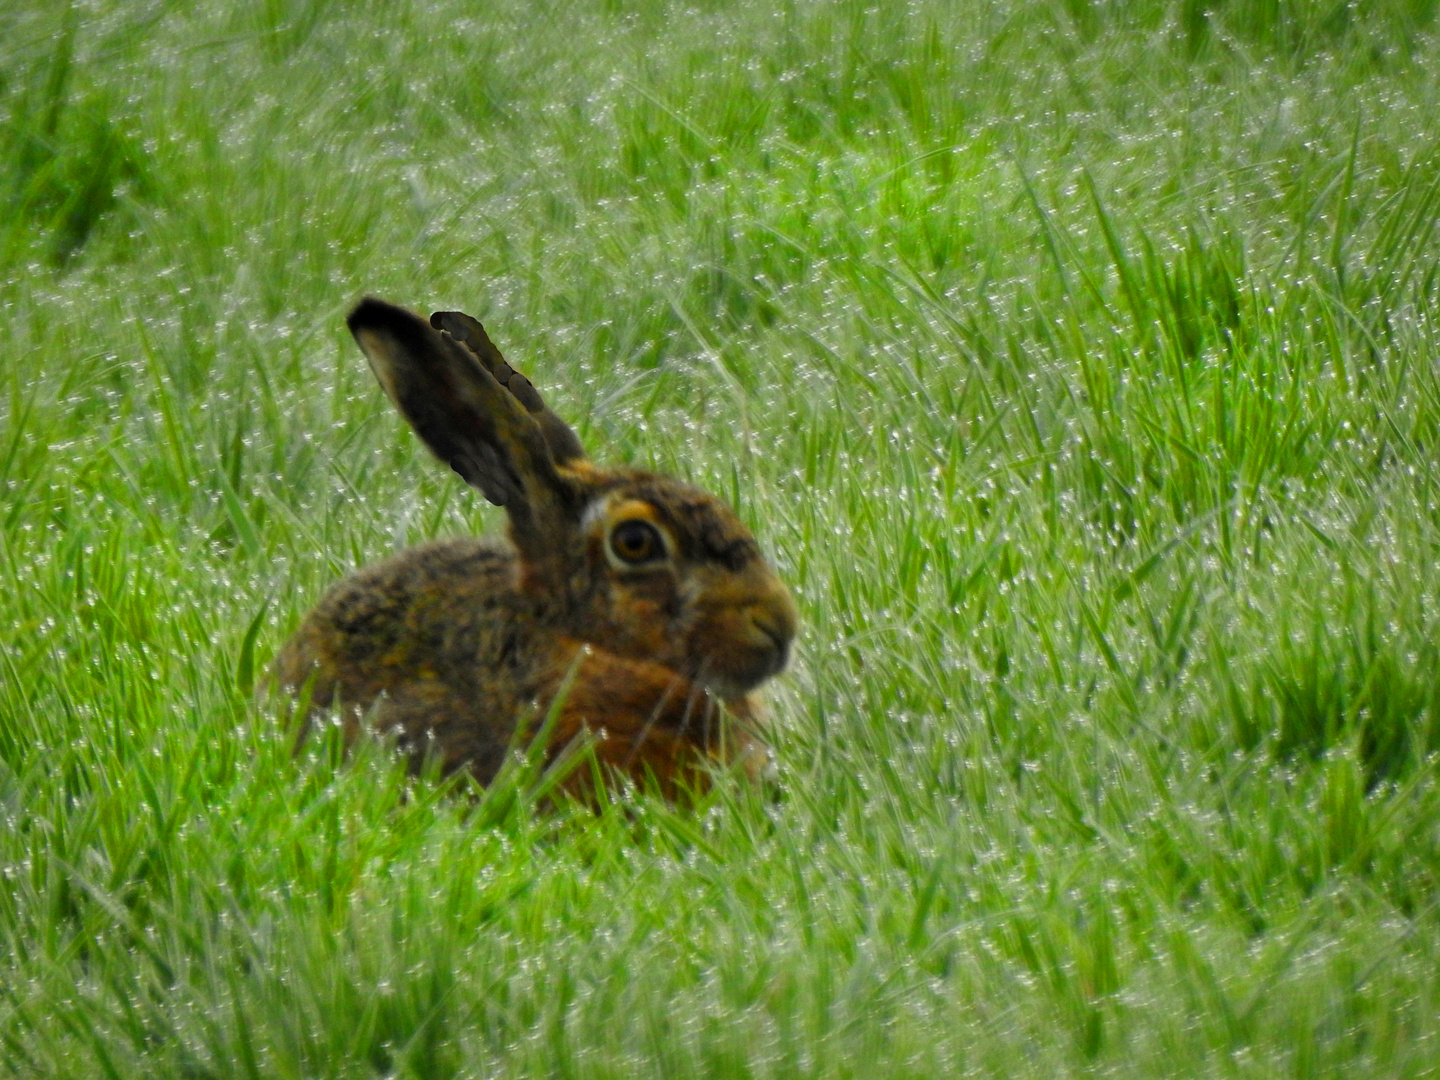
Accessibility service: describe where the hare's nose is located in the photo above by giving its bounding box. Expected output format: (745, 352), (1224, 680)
(748, 587), (798, 665)
(752, 612), (790, 654)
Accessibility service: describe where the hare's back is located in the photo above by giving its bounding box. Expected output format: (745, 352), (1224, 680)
(276, 537), (523, 710)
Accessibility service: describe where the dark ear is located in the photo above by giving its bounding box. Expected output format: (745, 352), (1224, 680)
(429, 309), (587, 468)
(347, 298), (583, 541)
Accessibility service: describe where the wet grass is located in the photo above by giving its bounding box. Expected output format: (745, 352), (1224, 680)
(3, 0), (1440, 1076)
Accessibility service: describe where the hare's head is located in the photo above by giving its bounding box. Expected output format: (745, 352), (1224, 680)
(347, 298), (796, 698)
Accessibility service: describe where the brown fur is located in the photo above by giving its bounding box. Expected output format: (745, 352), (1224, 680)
(274, 299), (796, 796)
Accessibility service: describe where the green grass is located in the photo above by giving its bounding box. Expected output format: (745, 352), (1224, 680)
(4, 0), (1440, 1075)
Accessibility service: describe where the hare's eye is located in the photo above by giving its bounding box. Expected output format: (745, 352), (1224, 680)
(609, 519), (663, 565)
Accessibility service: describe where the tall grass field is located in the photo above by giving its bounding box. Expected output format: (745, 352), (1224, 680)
(4, 0), (1440, 1075)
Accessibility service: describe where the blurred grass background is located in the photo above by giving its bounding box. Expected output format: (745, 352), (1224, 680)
(3, 0), (1440, 1075)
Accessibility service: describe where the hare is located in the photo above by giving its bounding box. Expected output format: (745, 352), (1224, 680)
(274, 298), (797, 796)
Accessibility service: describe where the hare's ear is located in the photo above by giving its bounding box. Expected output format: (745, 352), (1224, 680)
(347, 298), (585, 538)
(429, 310), (586, 468)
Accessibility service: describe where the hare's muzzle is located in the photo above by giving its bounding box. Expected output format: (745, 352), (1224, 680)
(748, 601), (796, 670)
(688, 572), (798, 697)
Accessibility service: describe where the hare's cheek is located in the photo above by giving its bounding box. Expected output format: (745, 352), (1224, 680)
(620, 608), (674, 660)
(600, 579), (691, 664)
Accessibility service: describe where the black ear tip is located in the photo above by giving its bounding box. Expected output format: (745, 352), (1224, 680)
(347, 297), (433, 347)
(348, 296), (396, 330)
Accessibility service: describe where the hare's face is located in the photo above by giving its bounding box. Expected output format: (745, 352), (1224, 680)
(571, 477), (797, 698)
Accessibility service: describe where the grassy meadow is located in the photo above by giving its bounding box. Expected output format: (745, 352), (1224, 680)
(4, 0), (1440, 1075)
